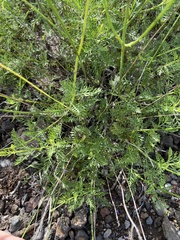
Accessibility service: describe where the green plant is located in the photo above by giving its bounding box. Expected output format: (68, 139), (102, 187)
(0, 0), (180, 238)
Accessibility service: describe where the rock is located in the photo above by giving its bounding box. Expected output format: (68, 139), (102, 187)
(172, 135), (180, 145)
(75, 230), (89, 240)
(144, 201), (151, 210)
(0, 159), (12, 167)
(154, 217), (163, 228)
(96, 233), (103, 240)
(175, 210), (180, 225)
(103, 229), (112, 238)
(21, 193), (29, 206)
(104, 215), (113, 223)
(165, 183), (171, 189)
(146, 216), (153, 225)
(10, 204), (19, 214)
(53, 210), (60, 220)
(9, 215), (23, 233)
(0, 199), (5, 212)
(170, 173), (178, 180)
(55, 215), (70, 240)
(69, 230), (75, 239)
(24, 197), (39, 213)
(162, 216), (179, 240)
(100, 207), (110, 218)
(161, 134), (174, 148)
(141, 212), (149, 219)
(71, 208), (87, 229)
(124, 220), (130, 229)
(1, 120), (14, 132)
(154, 200), (167, 216)
(171, 180), (178, 186)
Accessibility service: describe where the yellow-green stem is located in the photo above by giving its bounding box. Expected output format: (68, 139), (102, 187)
(71, 0), (91, 105)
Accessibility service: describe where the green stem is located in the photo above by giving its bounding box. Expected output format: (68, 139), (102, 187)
(71, 0), (91, 105)
(125, 0), (176, 47)
(119, 0), (130, 87)
(103, 0), (123, 46)
(0, 63), (77, 114)
(148, 13), (180, 66)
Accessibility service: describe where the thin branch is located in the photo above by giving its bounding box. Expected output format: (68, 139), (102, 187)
(106, 177), (120, 227)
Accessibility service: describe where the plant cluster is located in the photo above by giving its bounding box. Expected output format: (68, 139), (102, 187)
(0, 0), (180, 224)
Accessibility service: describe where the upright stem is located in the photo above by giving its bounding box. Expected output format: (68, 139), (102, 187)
(125, 0), (176, 47)
(71, 0), (91, 105)
(119, 0), (130, 94)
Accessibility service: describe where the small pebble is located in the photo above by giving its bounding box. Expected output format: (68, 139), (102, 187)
(100, 207), (110, 218)
(145, 201), (151, 210)
(105, 215), (113, 223)
(9, 215), (23, 233)
(96, 233), (103, 240)
(0, 159), (12, 167)
(141, 212), (149, 219)
(154, 200), (167, 217)
(170, 173), (178, 180)
(71, 208), (87, 229)
(171, 180), (178, 186)
(175, 210), (180, 224)
(164, 183), (171, 188)
(75, 230), (89, 240)
(154, 217), (162, 228)
(0, 200), (5, 212)
(146, 216), (153, 225)
(69, 230), (75, 239)
(11, 204), (19, 214)
(124, 220), (130, 229)
(103, 229), (112, 238)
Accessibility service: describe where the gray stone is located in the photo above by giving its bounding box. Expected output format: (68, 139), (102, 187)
(162, 216), (179, 240)
(175, 210), (180, 225)
(103, 229), (112, 238)
(96, 233), (103, 240)
(24, 197), (39, 213)
(171, 180), (178, 186)
(69, 230), (75, 240)
(154, 217), (163, 228)
(105, 215), (113, 223)
(161, 135), (174, 148)
(124, 220), (130, 229)
(146, 216), (153, 225)
(165, 183), (172, 189)
(170, 173), (178, 180)
(71, 208), (87, 229)
(0, 159), (12, 167)
(75, 230), (89, 240)
(0, 199), (5, 212)
(55, 215), (70, 240)
(9, 215), (23, 233)
(100, 207), (110, 218)
(1, 120), (14, 132)
(141, 212), (149, 220)
(154, 200), (167, 217)
(10, 204), (19, 214)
